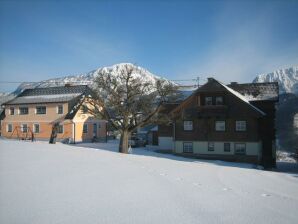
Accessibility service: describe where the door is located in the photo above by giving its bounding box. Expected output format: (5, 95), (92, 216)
(93, 123), (97, 137)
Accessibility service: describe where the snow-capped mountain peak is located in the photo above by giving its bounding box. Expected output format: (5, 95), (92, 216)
(253, 66), (298, 94)
(13, 63), (173, 95)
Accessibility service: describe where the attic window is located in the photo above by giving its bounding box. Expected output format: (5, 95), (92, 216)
(215, 96), (223, 105)
(205, 97), (212, 105)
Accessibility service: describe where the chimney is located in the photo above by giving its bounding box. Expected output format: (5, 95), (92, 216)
(207, 77), (214, 82)
(64, 83), (72, 87)
(230, 82), (238, 85)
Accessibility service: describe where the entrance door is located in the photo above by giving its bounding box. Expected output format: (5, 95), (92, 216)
(93, 123), (97, 137)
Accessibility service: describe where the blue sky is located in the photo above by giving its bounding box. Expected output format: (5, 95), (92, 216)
(0, 0), (298, 92)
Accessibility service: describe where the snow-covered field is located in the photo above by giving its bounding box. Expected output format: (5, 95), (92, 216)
(0, 139), (298, 224)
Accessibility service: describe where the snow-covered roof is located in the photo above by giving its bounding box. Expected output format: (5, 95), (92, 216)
(228, 82), (279, 101)
(3, 85), (89, 105)
(218, 81), (266, 116)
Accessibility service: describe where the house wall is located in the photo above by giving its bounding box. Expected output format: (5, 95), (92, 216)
(158, 137), (174, 150)
(1, 103), (71, 140)
(1, 99), (107, 143)
(3, 103), (68, 122)
(1, 120), (73, 141)
(174, 141), (261, 163)
(175, 117), (260, 142)
(72, 102), (107, 142)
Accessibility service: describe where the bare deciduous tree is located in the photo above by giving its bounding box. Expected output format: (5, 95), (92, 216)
(86, 64), (178, 153)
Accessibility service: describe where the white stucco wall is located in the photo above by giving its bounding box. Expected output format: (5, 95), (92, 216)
(174, 141), (261, 156)
(158, 137), (174, 150)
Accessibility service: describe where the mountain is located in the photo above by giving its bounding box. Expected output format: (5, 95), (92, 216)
(253, 66), (298, 153)
(0, 63), (175, 114)
(253, 66), (298, 94)
(13, 63), (172, 95)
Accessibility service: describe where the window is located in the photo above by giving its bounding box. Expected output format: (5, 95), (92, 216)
(57, 105), (63, 114)
(83, 124), (88, 133)
(183, 121), (193, 131)
(224, 143), (230, 152)
(7, 124), (12, 132)
(236, 121), (247, 131)
(208, 142), (214, 151)
(215, 121), (225, 131)
(235, 143), (246, 155)
(81, 105), (88, 114)
(183, 142), (193, 153)
(9, 107), (14, 115)
(21, 124), (28, 133)
(215, 96), (223, 105)
(57, 125), (63, 134)
(33, 124), (40, 133)
(205, 97), (212, 105)
(19, 107), (28, 115)
(36, 106), (46, 114)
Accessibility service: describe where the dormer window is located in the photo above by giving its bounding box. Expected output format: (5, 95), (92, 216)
(205, 97), (212, 105)
(215, 96), (223, 105)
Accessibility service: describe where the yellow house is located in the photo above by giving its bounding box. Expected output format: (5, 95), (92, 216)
(1, 85), (107, 143)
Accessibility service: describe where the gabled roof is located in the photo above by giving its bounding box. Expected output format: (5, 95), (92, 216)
(3, 85), (90, 105)
(171, 78), (268, 116)
(218, 81), (266, 116)
(228, 82), (279, 101)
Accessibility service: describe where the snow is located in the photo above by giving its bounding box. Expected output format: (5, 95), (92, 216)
(218, 81), (266, 116)
(0, 139), (298, 224)
(253, 66), (298, 94)
(13, 63), (176, 94)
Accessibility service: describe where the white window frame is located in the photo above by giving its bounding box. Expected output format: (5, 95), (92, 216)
(83, 123), (88, 134)
(235, 143), (246, 155)
(57, 105), (63, 114)
(7, 124), (13, 132)
(19, 107), (29, 115)
(208, 142), (215, 151)
(183, 142), (193, 153)
(35, 106), (46, 115)
(21, 124), (28, 133)
(236, 120), (247, 132)
(57, 124), (64, 134)
(205, 97), (213, 105)
(33, 123), (40, 133)
(183, 120), (193, 131)
(215, 121), (225, 131)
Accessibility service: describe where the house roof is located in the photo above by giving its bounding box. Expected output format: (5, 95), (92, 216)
(218, 81), (266, 116)
(171, 78), (273, 117)
(228, 82), (279, 102)
(3, 85), (90, 105)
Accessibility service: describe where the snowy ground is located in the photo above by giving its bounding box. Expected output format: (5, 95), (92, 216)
(0, 139), (298, 224)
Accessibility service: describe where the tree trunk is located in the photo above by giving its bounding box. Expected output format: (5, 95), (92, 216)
(119, 130), (130, 153)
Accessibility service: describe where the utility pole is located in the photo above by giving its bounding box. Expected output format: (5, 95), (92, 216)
(196, 76), (200, 87)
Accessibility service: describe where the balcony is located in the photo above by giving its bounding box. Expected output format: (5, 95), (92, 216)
(197, 105), (228, 117)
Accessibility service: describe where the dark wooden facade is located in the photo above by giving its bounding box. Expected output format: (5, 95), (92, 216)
(168, 78), (278, 168)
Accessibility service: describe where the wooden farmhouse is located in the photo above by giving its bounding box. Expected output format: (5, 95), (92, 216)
(157, 78), (279, 168)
